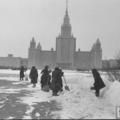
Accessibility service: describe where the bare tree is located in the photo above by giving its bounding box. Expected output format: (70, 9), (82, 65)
(107, 50), (120, 82)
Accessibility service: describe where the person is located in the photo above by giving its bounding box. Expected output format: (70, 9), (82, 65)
(19, 66), (25, 81)
(58, 67), (64, 92)
(51, 67), (64, 96)
(91, 68), (105, 97)
(29, 66), (38, 87)
(40, 65), (51, 91)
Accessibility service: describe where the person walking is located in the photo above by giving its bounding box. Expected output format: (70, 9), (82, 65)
(19, 66), (25, 81)
(91, 68), (105, 97)
(51, 67), (64, 96)
(29, 66), (38, 87)
(58, 67), (64, 92)
(40, 65), (51, 91)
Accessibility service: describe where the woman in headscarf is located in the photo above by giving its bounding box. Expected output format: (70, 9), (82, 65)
(29, 66), (38, 87)
(51, 67), (64, 96)
(40, 65), (51, 90)
(19, 66), (25, 81)
(91, 68), (105, 97)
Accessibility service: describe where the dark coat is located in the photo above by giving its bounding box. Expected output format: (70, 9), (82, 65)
(20, 66), (24, 78)
(92, 69), (105, 90)
(51, 68), (63, 93)
(41, 68), (51, 87)
(58, 69), (64, 89)
(29, 67), (38, 84)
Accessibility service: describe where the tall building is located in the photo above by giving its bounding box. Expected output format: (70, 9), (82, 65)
(28, 2), (102, 70)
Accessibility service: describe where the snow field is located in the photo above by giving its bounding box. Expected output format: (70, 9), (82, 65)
(0, 69), (120, 119)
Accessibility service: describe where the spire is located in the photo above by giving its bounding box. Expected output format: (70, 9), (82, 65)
(66, 0), (68, 15)
(96, 38), (101, 45)
(30, 37), (36, 49)
(64, 0), (69, 25)
(37, 42), (42, 50)
(60, 0), (72, 37)
(96, 38), (102, 50)
(32, 37), (35, 42)
(91, 38), (102, 51)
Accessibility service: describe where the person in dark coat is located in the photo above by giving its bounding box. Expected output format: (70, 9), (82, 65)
(58, 67), (64, 92)
(91, 68), (105, 97)
(40, 65), (51, 90)
(19, 66), (25, 81)
(51, 67), (64, 96)
(29, 66), (38, 87)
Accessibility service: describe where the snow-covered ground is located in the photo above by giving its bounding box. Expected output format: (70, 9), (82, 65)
(0, 69), (119, 119)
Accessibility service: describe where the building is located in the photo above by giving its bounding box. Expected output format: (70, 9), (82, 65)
(0, 54), (28, 69)
(28, 5), (102, 70)
(102, 59), (120, 69)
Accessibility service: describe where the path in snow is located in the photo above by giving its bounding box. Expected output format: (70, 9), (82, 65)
(49, 71), (116, 119)
(0, 70), (119, 119)
(0, 79), (62, 119)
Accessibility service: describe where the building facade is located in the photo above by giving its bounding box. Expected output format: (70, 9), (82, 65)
(28, 7), (102, 70)
(0, 54), (28, 69)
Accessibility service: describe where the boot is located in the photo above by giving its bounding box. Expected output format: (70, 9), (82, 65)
(52, 92), (58, 96)
(95, 90), (100, 97)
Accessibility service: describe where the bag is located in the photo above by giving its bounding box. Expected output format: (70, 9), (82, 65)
(42, 85), (49, 92)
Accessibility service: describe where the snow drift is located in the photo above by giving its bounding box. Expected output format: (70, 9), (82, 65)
(105, 81), (120, 107)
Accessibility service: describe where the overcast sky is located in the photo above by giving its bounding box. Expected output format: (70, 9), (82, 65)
(0, 0), (120, 59)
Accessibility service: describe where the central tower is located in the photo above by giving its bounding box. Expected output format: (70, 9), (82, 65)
(56, 0), (76, 69)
